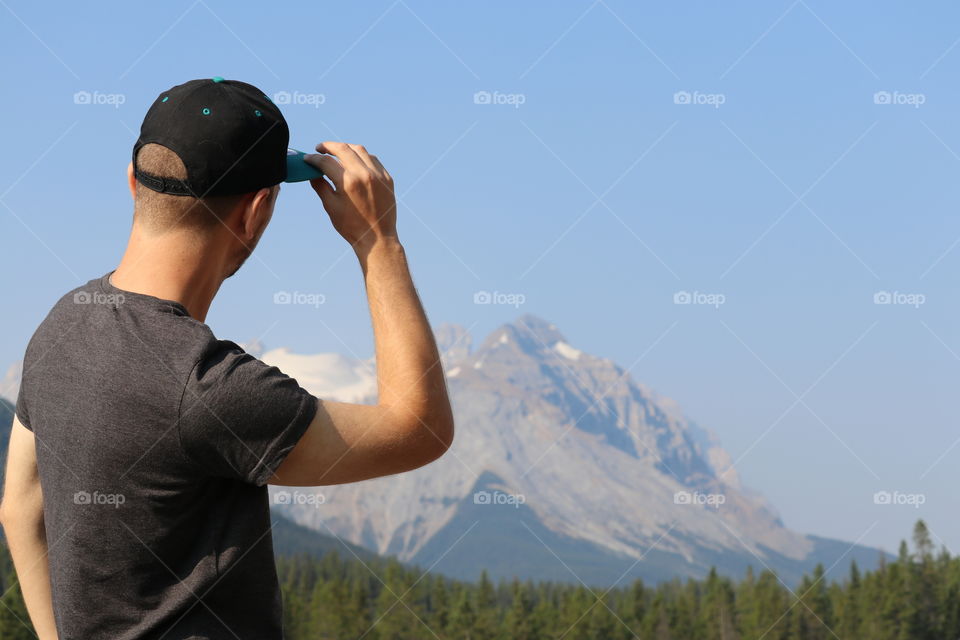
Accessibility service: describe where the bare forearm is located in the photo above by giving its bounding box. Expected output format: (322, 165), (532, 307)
(300, 140), (454, 465)
(3, 517), (57, 639)
(357, 238), (453, 444)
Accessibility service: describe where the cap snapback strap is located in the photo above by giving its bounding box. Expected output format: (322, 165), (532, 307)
(133, 167), (195, 197)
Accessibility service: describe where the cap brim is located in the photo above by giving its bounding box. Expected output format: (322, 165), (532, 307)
(284, 149), (324, 183)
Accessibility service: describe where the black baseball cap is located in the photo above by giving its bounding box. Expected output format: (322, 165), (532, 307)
(132, 77), (322, 198)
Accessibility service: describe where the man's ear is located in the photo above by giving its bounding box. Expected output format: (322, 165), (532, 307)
(127, 162), (136, 200)
(239, 185), (278, 242)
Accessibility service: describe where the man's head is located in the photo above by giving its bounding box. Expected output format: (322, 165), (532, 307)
(128, 78), (292, 278)
(127, 144), (279, 277)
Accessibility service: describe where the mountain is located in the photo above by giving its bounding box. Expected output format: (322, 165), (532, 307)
(0, 363), (20, 405)
(271, 512), (380, 563)
(0, 398), (13, 464)
(1, 317), (887, 586)
(261, 315), (886, 586)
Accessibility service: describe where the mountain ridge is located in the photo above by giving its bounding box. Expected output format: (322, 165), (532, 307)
(262, 315), (887, 584)
(0, 316), (889, 585)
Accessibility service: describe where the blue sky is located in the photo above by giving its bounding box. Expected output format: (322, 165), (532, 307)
(3, 0), (960, 556)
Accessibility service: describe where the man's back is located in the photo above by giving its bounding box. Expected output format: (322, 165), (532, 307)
(2, 77), (453, 638)
(17, 273), (316, 639)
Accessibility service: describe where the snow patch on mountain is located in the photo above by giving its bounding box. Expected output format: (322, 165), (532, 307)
(553, 341), (582, 361)
(260, 348), (376, 404)
(0, 362), (21, 404)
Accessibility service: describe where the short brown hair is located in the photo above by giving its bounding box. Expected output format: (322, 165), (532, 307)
(133, 144), (250, 233)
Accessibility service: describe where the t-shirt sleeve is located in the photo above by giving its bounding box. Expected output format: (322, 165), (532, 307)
(14, 378), (32, 432)
(178, 341), (318, 486)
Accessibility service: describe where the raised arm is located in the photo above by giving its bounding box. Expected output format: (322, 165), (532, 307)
(270, 142), (454, 487)
(0, 418), (58, 639)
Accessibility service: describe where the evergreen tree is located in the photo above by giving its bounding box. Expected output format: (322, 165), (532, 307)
(502, 579), (540, 640)
(372, 559), (424, 640)
(0, 570), (33, 640)
(447, 582), (478, 639)
(584, 590), (619, 640)
(4, 519), (960, 640)
(472, 570), (499, 639)
(910, 520), (941, 639)
(837, 561), (862, 639)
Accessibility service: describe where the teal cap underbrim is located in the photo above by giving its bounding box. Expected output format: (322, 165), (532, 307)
(284, 149), (324, 182)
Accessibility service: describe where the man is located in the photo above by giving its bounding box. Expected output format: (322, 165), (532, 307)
(0, 78), (454, 639)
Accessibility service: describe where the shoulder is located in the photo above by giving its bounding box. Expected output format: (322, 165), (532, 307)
(180, 338), (316, 424)
(22, 276), (105, 360)
(187, 339), (300, 395)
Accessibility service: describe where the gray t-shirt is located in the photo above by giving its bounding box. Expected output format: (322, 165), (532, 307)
(15, 273), (317, 639)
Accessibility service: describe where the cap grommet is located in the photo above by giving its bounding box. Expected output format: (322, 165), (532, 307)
(254, 109), (262, 116)
(202, 107), (211, 115)
(161, 96), (169, 102)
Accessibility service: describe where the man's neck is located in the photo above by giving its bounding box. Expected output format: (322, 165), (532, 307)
(110, 226), (225, 322)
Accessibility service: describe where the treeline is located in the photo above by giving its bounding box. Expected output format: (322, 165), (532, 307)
(0, 521), (957, 639)
(276, 520), (960, 640)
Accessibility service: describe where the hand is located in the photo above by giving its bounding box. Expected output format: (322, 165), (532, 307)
(305, 142), (397, 252)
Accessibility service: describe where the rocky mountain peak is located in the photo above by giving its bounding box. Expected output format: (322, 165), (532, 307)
(434, 323), (473, 367)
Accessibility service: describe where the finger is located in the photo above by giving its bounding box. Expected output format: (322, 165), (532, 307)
(305, 154), (345, 189)
(310, 176), (336, 203)
(368, 154), (392, 182)
(348, 144), (379, 172)
(316, 141), (366, 173)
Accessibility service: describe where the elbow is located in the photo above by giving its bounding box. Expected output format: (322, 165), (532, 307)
(0, 500), (18, 531)
(416, 413), (455, 464)
(0, 499), (43, 535)
(431, 398), (456, 453)
(401, 410), (455, 468)
(426, 414), (455, 460)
